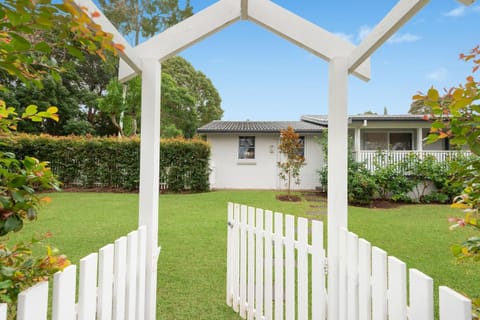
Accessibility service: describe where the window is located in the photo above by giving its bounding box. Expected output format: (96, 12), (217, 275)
(362, 131), (413, 150)
(389, 132), (412, 150)
(363, 132), (387, 150)
(239, 136), (255, 159)
(297, 136), (305, 157)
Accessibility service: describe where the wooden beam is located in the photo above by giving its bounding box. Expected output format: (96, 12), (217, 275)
(247, 0), (371, 82)
(348, 0), (429, 73)
(119, 0), (240, 82)
(73, 0), (142, 73)
(241, 0), (248, 20)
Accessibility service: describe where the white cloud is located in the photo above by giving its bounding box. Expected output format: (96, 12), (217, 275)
(444, 6), (467, 17)
(357, 25), (372, 43)
(426, 67), (448, 81)
(388, 33), (422, 44)
(334, 32), (354, 44)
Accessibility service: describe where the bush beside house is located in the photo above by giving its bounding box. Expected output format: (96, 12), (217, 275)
(319, 149), (467, 206)
(0, 135), (211, 192)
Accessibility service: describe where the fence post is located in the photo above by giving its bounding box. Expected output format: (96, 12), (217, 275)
(138, 58), (161, 320)
(327, 56), (349, 320)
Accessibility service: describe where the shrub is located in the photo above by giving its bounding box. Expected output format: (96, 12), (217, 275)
(348, 160), (379, 205)
(0, 134), (211, 192)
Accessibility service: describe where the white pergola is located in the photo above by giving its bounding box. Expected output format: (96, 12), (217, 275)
(72, 0), (471, 318)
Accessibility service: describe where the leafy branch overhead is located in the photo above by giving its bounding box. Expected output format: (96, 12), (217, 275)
(0, 0), (125, 88)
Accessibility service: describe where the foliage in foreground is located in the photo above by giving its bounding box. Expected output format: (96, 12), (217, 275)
(1, 0), (121, 315)
(413, 45), (480, 262)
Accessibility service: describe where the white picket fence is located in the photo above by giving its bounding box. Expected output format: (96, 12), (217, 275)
(0, 226), (148, 320)
(226, 203), (472, 320)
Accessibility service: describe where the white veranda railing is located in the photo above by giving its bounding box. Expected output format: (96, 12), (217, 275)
(356, 150), (472, 172)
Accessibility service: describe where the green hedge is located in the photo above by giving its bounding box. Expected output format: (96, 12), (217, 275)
(0, 134), (211, 192)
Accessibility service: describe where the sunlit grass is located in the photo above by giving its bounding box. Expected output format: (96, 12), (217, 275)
(7, 191), (478, 319)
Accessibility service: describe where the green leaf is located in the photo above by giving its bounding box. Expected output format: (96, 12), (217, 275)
(11, 191), (25, 203)
(4, 215), (23, 233)
(23, 105), (38, 117)
(66, 45), (84, 60)
(9, 176), (27, 188)
(9, 32), (31, 51)
(431, 121), (445, 129)
(34, 41), (51, 54)
(0, 280), (12, 290)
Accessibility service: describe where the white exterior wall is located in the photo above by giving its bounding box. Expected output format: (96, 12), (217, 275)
(207, 133), (323, 190)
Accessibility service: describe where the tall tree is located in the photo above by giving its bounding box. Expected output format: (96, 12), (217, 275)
(161, 72), (196, 138)
(98, 0), (193, 45)
(162, 56), (223, 127)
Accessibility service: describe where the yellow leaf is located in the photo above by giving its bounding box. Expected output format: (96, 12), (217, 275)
(47, 106), (58, 114)
(451, 202), (470, 209)
(427, 87), (439, 101)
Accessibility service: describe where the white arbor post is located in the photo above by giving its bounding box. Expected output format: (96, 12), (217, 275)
(327, 57), (349, 320)
(138, 58), (161, 320)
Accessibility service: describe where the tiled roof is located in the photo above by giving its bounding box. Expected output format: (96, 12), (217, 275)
(301, 114), (427, 125)
(197, 121), (324, 134)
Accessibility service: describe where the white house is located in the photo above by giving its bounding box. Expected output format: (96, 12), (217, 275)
(198, 114), (467, 190)
(197, 120), (324, 190)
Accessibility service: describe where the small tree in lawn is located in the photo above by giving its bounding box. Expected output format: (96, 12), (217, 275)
(277, 126), (305, 199)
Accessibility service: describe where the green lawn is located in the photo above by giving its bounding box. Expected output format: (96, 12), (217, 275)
(7, 190), (479, 319)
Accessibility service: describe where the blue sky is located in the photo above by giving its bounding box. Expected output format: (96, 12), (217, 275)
(162, 1), (478, 120)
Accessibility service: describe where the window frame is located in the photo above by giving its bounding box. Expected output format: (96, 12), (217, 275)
(238, 136), (256, 160)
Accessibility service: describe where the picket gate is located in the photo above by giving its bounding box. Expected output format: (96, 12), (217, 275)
(0, 226), (148, 320)
(226, 203), (472, 320)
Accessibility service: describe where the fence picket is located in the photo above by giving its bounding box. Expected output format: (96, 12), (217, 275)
(227, 202), (234, 307)
(338, 228), (348, 320)
(98, 244), (114, 320)
(233, 203), (241, 312)
(247, 207), (256, 320)
(52, 265), (76, 320)
(255, 208), (265, 319)
(0, 304), (6, 320)
(387, 256), (407, 320)
(297, 217), (309, 320)
(264, 210), (273, 320)
(409, 269), (433, 320)
(136, 226), (147, 320)
(274, 212), (284, 320)
(372, 247), (387, 320)
(78, 253), (98, 320)
(439, 286), (471, 320)
(225, 204), (472, 320)
(358, 239), (371, 320)
(126, 231), (139, 320)
(240, 205), (248, 318)
(17, 281), (49, 320)
(311, 220), (325, 320)
(285, 215), (295, 320)
(113, 237), (127, 320)
(347, 232), (359, 320)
